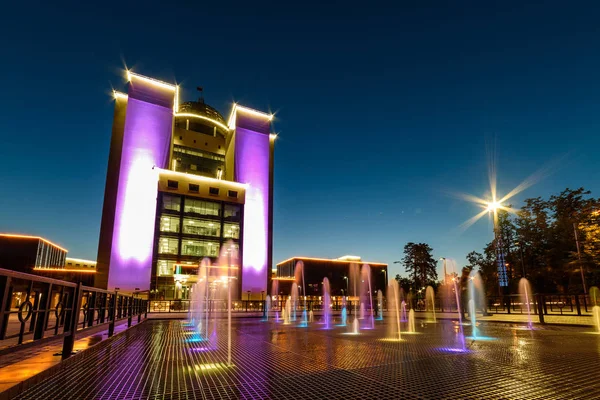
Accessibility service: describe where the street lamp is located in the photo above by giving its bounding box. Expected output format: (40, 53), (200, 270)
(486, 200), (509, 292)
(343, 276), (348, 294)
(381, 269), (387, 287)
(439, 257), (447, 285)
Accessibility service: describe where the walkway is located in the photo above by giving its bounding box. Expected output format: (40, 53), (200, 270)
(9, 317), (600, 399)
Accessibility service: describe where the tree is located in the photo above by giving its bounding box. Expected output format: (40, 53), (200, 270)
(402, 242), (438, 290)
(467, 187), (600, 294)
(394, 274), (412, 294)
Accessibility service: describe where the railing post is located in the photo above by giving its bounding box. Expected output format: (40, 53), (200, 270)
(137, 299), (141, 323)
(0, 276), (12, 340)
(108, 292), (116, 337)
(127, 296), (133, 327)
(537, 294), (545, 324)
(34, 283), (52, 340)
(575, 295), (582, 316)
(62, 282), (83, 359)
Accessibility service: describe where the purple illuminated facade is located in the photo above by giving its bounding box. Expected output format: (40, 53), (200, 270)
(233, 110), (274, 297)
(96, 72), (274, 298)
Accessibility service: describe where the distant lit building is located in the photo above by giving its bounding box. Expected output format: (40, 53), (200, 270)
(273, 256), (388, 298)
(0, 234), (96, 285)
(96, 71), (275, 299)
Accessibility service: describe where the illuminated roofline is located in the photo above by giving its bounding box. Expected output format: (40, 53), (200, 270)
(155, 168), (248, 189)
(66, 257), (97, 265)
(126, 70), (177, 91)
(33, 267), (96, 273)
(0, 234), (68, 252)
(272, 277), (296, 281)
(113, 90), (128, 100)
(276, 256), (388, 267)
(227, 103), (274, 129)
(174, 112), (230, 132)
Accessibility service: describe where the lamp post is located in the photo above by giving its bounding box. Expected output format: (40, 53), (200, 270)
(487, 201), (509, 296)
(381, 269), (387, 288)
(439, 258), (447, 285)
(343, 276), (348, 294)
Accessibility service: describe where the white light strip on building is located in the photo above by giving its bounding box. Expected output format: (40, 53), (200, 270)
(154, 168), (248, 189)
(174, 112), (230, 131)
(126, 70), (177, 91)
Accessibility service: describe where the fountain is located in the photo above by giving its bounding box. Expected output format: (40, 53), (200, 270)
(400, 301), (407, 322)
(271, 279), (279, 321)
(340, 305), (347, 326)
(518, 277), (534, 330)
(323, 278), (331, 329)
(349, 263), (360, 331)
(309, 310), (314, 322)
(352, 317), (359, 334)
(295, 261), (306, 322)
(468, 270), (488, 338)
(407, 309), (416, 333)
(386, 279), (402, 341)
(590, 286), (600, 333)
(290, 285), (298, 322)
(264, 296), (271, 322)
(377, 290), (383, 320)
(283, 297), (291, 325)
(360, 264), (375, 329)
(451, 277), (466, 350)
(425, 286), (436, 323)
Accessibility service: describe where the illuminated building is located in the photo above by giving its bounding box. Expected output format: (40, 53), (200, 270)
(96, 72), (274, 299)
(0, 234), (96, 285)
(273, 256), (388, 298)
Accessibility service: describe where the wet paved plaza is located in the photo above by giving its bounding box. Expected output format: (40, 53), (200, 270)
(13, 317), (600, 399)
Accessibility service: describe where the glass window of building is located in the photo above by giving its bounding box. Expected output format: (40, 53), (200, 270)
(224, 204), (241, 221)
(159, 215), (180, 233)
(184, 198), (220, 217)
(182, 218), (220, 237)
(181, 239), (220, 257)
(158, 236), (179, 255)
(163, 194), (181, 212)
(223, 223), (240, 239)
(157, 259), (176, 276)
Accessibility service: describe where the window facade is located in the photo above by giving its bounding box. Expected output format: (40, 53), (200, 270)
(160, 215), (180, 233)
(184, 198), (221, 217)
(181, 239), (220, 257)
(223, 223), (240, 239)
(152, 192), (244, 297)
(182, 218), (220, 237)
(158, 236), (179, 255)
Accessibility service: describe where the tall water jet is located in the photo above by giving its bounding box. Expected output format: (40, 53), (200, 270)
(295, 261), (306, 318)
(452, 277), (466, 350)
(341, 306), (347, 326)
(352, 317), (359, 334)
(377, 290), (383, 320)
(387, 279), (402, 340)
(191, 258), (211, 337)
(400, 301), (407, 322)
(323, 278), (331, 329)
(468, 299), (477, 338)
(283, 297), (291, 325)
(468, 270), (486, 337)
(290, 284), (298, 322)
(518, 277), (534, 330)
(590, 286), (600, 332)
(360, 264), (375, 329)
(265, 296), (271, 322)
(349, 263), (360, 330)
(360, 303), (365, 320)
(408, 309), (416, 333)
(425, 286), (436, 323)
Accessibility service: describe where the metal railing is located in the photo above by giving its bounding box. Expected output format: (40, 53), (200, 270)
(0, 268), (148, 358)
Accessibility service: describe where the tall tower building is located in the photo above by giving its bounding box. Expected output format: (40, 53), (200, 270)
(96, 71), (274, 299)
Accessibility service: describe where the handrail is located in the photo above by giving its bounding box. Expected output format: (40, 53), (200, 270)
(0, 268), (147, 359)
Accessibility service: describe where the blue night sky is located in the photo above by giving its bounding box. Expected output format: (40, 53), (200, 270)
(1, 1), (599, 279)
